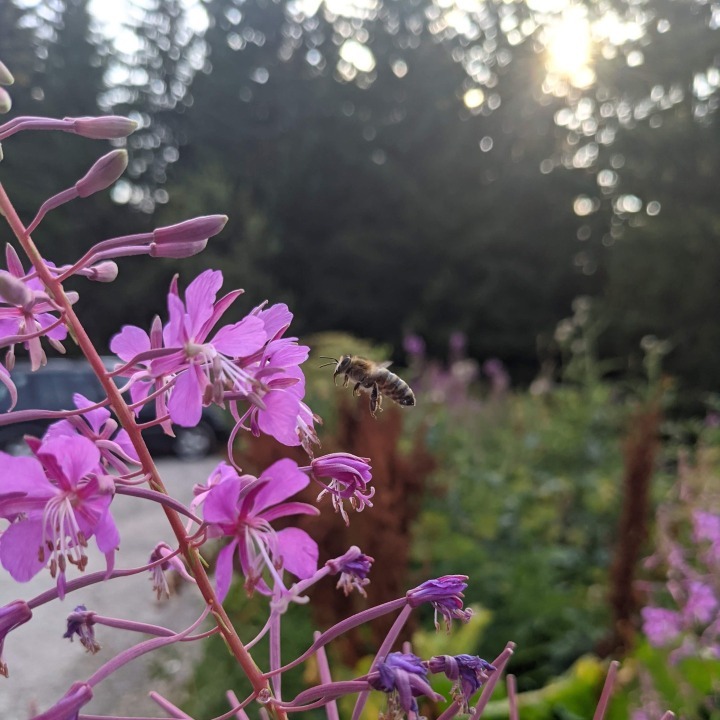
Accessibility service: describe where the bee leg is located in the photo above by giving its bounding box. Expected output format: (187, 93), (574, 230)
(343, 374), (350, 388)
(353, 382), (362, 397)
(369, 384), (379, 418)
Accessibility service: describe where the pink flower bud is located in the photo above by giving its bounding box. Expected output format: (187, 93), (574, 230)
(75, 150), (128, 198)
(68, 115), (138, 139)
(0, 270), (32, 307)
(0, 60), (13, 86)
(153, 215), (228, 245)
(149, 238), (208, 258)
(86, 261), (119, 282)
(0, 88), (11, 114)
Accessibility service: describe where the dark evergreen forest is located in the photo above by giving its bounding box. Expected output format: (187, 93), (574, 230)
(1, 0), (719, 393)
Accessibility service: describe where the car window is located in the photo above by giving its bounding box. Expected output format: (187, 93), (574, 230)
(31, 371), (104, 410)
(0, 366), (104, 413)
(0, 372), (29, 413)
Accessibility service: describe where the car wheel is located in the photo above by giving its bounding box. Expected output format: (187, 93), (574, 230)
(173, 423), (216, 459)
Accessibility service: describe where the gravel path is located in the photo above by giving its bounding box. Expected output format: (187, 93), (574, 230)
(0, 455), (221, 719)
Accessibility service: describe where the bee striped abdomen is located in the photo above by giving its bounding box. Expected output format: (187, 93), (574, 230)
(378, 371), (416, 406)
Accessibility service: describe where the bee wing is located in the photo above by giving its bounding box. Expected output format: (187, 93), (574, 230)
(378, 361), (392, 369)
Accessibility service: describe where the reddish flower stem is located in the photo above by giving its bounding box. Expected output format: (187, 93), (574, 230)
(0, 182), (275, 708)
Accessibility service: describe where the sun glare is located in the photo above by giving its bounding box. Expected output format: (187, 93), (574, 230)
(544, 5), (595, 88)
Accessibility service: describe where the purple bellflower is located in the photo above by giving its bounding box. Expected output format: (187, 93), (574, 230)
(202, 459), (320, 600)
(43, 393), (139, 474)
(368, 651), (443, 718)
(0, 435), (119, 598)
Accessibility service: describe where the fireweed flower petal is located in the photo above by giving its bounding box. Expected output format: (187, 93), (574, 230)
(212, 316), (266, 357)
(0, 600), (32, 677)
(253, 390), (303, 446)
(253, 302), (293, 340)
(0, 519), (49, 581)
(427, 654), (495, 710)
(110, 324), (151, 362)
(213, 539), (239, 602)
(369, 651), (443, 716)
(275, 527), (319, 580)
(407, 575), (473, 630)
(168, 362), (205, 427)
(253, 458), (311, 510)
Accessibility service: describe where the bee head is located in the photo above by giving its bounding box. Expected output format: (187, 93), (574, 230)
(336, 355), (352, 374)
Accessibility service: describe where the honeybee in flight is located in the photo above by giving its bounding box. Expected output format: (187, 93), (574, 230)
(319, 355), (416, 417)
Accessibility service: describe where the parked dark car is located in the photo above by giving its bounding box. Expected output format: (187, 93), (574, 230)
(0, 359), (229, 458)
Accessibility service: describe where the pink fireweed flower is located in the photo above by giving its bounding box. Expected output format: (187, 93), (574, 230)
(148, 542), (196, 599)
(309, 453), (374, 524)
(0, 245), (76, 371)
(368, 651), (443, 717)
(63, 604), (100, 654)
(114, 269), (267, 428)
(0, 600), (32, 677)
(683, 580), (718, 625)
(693, 510), (720, 563)
(43, 393), (139, 474)
(326, 546), (374, 597)
(234, 301), (321, 451)
(427, 654), (495, 710)
(191, 461), (243, 511)
(111, 315), (173, 434)
(641, 607), (683, 647)
(406, 575), (473, 630)
(202, 458), (319, 600)
(0, 436), (119, 598)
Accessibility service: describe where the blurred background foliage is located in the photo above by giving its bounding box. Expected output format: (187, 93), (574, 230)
(3, 0), (720, 716)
